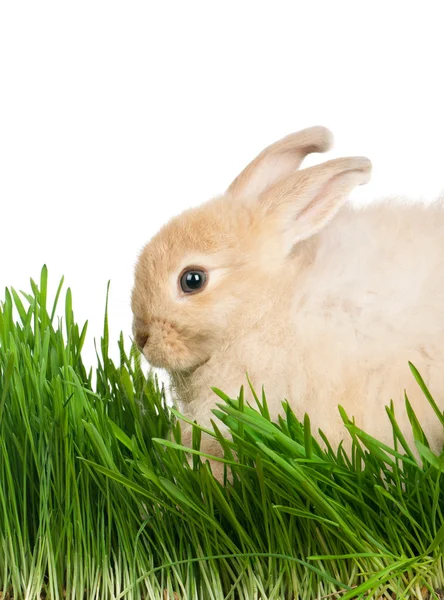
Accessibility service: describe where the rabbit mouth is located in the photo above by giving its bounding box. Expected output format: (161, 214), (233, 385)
(137, 318), (212, 371)
(143, 340), (210, 371)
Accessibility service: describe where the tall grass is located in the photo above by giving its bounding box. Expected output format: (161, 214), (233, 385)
(0, 266), (443, 599)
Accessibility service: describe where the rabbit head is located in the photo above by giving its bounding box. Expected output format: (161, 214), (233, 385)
(132, 126), (371, 373)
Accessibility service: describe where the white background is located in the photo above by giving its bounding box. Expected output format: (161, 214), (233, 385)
(1, 2), (443, 371)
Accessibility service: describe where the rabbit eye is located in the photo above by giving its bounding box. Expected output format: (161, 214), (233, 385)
(179, 268), (207, 294)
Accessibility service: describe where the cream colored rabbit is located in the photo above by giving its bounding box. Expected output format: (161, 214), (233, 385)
(132, 126), (444, 466)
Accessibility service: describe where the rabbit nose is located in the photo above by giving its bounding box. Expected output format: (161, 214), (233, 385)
(136, 332), (149, 350)
(133, 321), (150, 350)
(135, 330), (149, 350)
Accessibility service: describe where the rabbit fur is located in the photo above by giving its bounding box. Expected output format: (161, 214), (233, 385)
(132, 126), (444, 466)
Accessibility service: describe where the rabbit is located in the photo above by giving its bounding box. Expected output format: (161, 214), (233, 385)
(132, 126), (444, 475)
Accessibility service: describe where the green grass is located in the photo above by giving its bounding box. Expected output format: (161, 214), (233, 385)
(0, 266), (443, 600)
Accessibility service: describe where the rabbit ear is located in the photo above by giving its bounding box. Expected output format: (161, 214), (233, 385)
(261, 156), (372, 251)
(227, 126), (333, 198)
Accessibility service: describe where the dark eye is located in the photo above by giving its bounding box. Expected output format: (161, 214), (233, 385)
(179, 268), (208, 294)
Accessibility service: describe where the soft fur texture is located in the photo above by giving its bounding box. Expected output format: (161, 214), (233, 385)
(132, 126), (444, 466)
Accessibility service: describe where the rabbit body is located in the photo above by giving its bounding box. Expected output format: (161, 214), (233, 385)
(132, 127), (444, 457)
(171, 200), (444, 453)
